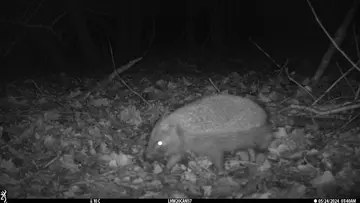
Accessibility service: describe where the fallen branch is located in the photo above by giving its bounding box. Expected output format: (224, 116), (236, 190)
(108, 57), (143, 81)
(290, 102), (360, 116)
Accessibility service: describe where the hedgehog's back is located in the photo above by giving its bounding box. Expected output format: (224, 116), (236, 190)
(165, 94), (268, 134)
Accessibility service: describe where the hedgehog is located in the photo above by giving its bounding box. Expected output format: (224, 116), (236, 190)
(145, 94), (273, 172)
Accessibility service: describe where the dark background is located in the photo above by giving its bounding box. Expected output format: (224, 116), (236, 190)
(0, 0), (358, 82)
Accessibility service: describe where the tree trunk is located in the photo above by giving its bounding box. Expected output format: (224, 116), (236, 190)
(64, 0), (102, 68)
(29, 29), (67, 71)
(311, 0), (359, 85)
(129, 0), (144, 53)
(185, 0), (196, 47)
(209, 0), (225, 50)
(115, 1), (130, 62)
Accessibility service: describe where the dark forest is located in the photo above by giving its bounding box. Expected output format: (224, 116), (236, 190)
(0, 0), (359, 199)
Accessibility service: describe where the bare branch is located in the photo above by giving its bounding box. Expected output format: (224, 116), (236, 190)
(307, 0), (360, 73)
(249, 38), (281, 69)
(312, 62), (358, 105)
(291, 102), (360, 116)
(285, 66), (316, 100)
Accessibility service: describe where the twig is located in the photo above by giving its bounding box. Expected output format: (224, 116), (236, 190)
(312, 63), (357, 105)
(290, 102), (360, 116)
(108, 39), (150, 106)
(108, 57), (143, 81)
(336, 62), (356, 95)
(307, 0), (360, 72)
(356, 85), (360, 100)
(2, 11), (67, 56)
(24, 0), (45, 23)
(353, 25), (360, 60)
(352, 25), (360, 100)
(29, 80), (44, 95)
(249, 38), (281, 69)
(109, 38), (116, 70)
(338, 113), (360, 132)
(43, 153), (61, 168)
(285, 67), (316, 100)
(208, 78), (220, 93)
(321, 96), (353, 105)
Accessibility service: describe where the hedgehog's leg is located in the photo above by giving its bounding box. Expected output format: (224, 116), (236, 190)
(205, 147), (225, 173)
(254, 125), (273, 151)
(166, 154), (183, 169)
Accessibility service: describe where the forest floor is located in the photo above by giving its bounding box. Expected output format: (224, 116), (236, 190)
(1, 52), (359, 199)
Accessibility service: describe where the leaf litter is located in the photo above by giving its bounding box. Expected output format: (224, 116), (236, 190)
(0, 58), (360, 199)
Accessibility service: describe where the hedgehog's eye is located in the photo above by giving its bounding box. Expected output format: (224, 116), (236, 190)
(157, 140), (164, 146)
